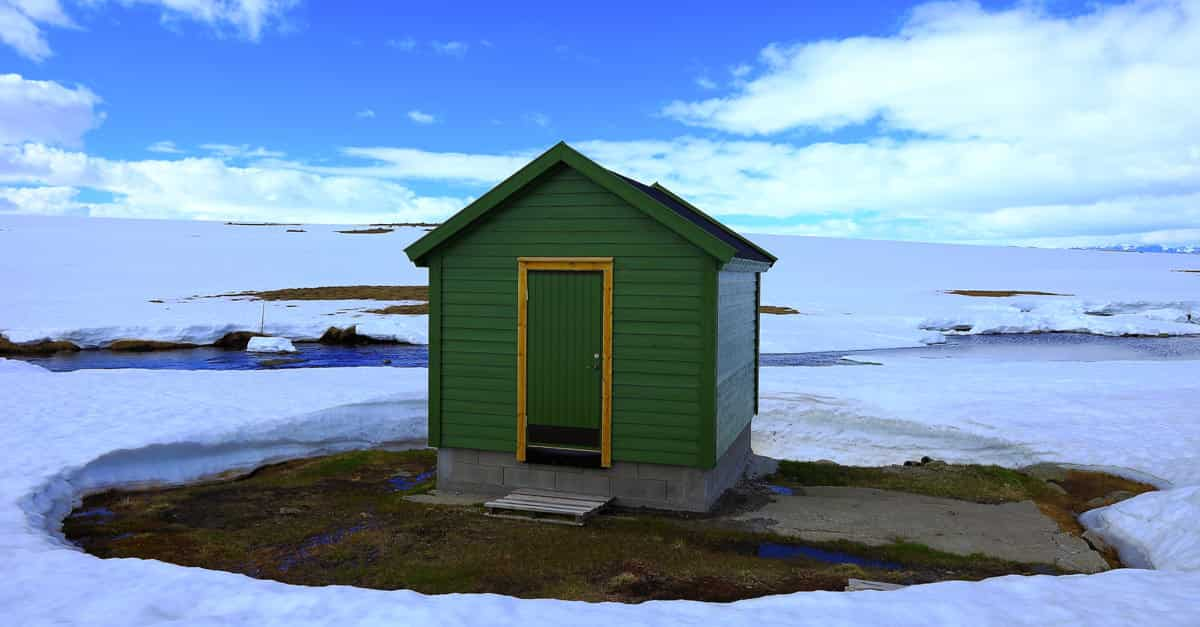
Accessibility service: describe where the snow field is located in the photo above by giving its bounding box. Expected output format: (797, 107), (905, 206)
(3, 215), (1198, 352)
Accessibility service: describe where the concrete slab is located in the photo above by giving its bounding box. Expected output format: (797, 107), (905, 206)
(403, 490), (491, 506)
(726, 486), (1109, 574)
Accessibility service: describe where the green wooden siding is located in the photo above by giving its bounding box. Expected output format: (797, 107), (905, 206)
(433, 163), (714, 467)
(526, 270), (603, 434)
(715, 268), (758, 458)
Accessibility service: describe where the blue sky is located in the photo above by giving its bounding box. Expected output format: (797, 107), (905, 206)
(1, 0), (1198, 247)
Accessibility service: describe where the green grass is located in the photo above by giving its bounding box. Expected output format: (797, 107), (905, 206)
(773, 460), (1055, 504)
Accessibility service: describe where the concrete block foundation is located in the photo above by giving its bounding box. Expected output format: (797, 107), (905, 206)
(436, 423), (752, 512)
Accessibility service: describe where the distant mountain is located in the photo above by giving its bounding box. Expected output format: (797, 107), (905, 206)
(1077, 244), (1199, 254)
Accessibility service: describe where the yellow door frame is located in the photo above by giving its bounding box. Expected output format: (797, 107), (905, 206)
(517, 256), (613, 467)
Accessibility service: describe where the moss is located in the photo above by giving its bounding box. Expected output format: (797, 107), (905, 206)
(774, 460), (1054, 504)
(65, 449), (1068, 602)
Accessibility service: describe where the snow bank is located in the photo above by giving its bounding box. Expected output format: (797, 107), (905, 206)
(1080, 488), (1200, 571)
(0, 357), (46, 373)
(4, 364), (1200, 625)
(246, 336), (298, 353)
(3, 215), (1197, 353)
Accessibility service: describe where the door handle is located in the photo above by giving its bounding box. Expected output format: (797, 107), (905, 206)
(592, 353), (600, 370)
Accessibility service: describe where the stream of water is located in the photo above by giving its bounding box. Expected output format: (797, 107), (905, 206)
(16, 333), (1200, 372)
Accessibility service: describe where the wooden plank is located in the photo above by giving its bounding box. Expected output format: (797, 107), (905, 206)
(602, 260), (613, 468)
(484, 512), (584, 527)
(516, 258), (528, 463)
(845, 579), (906, 592)
(429, 255), (442, 447)
(512, 489), (612, 504)
(491, 501), (594, 515)
(490, 499), (594, 514)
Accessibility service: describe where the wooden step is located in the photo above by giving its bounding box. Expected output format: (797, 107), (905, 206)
(484, 489), (612, 526)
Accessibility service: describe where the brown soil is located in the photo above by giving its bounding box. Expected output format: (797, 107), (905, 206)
(337, 227), (393, 235)
(945, 290), (1073, 297)
(108, 340), (199, 352)
(0, 334), (81, 355)
(760, 305), (801, 315)
(214, 285), (428, 302)
(365, 304), (428, 315)
(212, 331), (266, 350)
(64, 451), (1056, 602)
(317, 325), (411, 346)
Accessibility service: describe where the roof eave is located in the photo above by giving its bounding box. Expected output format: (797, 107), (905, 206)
(650, 182), (777, 265)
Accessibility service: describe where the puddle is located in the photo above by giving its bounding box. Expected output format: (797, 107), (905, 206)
(68, 507), (114, 521)
(765, 485), (794, 496)
(278, 523), (370, 573)
(757, 542), (903, 570)
(387, 469), (435, 491)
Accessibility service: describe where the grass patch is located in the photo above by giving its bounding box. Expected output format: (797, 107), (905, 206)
(774, 460), (1051, 504)
(0, 334), (80, 355)
(107, 339), (199, 352)
(760, 305), (801, 315)
(214, 285), (428, 302)
(63, 450), (1058, 602)
(944, 289), (1072, 297)
(337, 227), (393, 235)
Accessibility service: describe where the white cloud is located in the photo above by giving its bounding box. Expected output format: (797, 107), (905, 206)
(0, 142), (467, 223)
(406, 110), (434, 125)
(0, 0), (297, 61)
(147, 140), (182, 154)
(356, 109), (376, 119)
(431, 40), (468, 56)
(524, 112), (550, 128)
(0, 74), (102, 146)
(200, 143), (285, 160)
(633, 1), (1200, 245)
(0, 184), (80, 214)
(695, 76), (717, 90)
(665, 1), (1200, 143)
(297, 146), (533, 184)
(386, 37), (415, 50)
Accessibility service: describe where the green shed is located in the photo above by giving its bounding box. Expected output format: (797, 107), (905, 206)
(405, 142), (775, 511)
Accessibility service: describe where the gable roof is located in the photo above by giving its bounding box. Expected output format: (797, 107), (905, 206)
(404, 142), (776, 267)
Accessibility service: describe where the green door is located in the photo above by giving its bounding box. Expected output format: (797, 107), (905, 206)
(526, 270), (603, 449)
